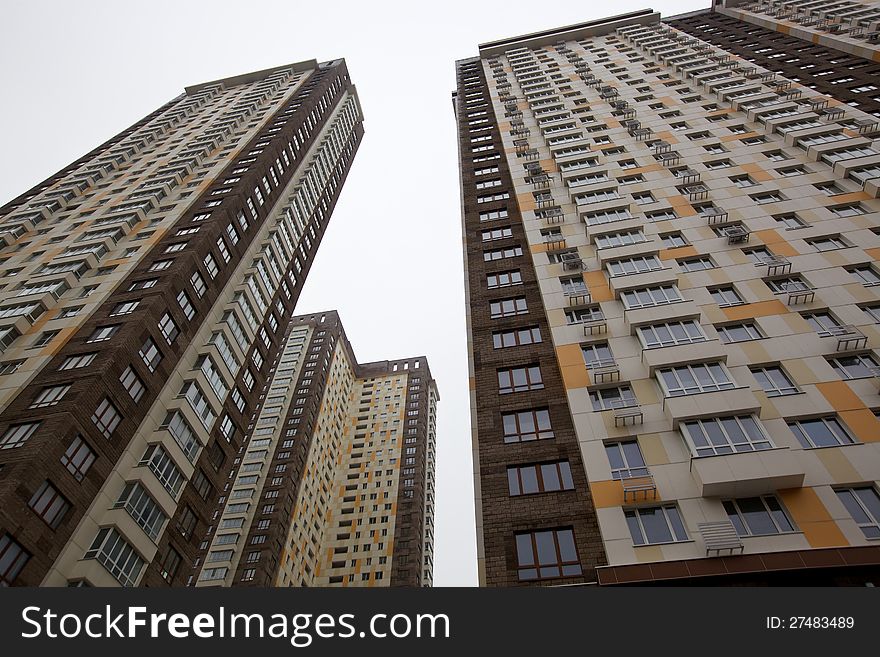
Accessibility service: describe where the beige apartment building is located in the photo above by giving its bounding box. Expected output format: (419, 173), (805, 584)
(456, 6), (880, 585)
(196, 311), (437, 587)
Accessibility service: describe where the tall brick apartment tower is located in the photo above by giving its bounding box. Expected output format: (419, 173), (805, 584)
(455, 9), (880, 586)
(0, 59), (365, 586)
(195, 311), (437, 587)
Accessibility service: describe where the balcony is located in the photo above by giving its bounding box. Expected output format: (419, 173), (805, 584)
(564, 285), (591, 307)
(698, 521), (744, 556)
(560, 252), (586, 272)
(612, 400), (644, 427)
(754, 254), (791, 277)
(690, 448), (805, 498)
(587, 357), (620, 384)
(544, 234), (566, 252)
(702, 206), (729, 225)
(664, 387), (761, 426)
(641, 338), (727, 373)
(538, 206), (564, 224)
(723, 224), (750, 245)
(781, 283), (816, 306)
(825, 324), (868, 351)
(621, 473), (658, 503)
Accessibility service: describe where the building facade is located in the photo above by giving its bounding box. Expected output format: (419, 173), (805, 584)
(669, 1), (880, 119)
(194, 311), (437, 588)
(456, 8), (880, 586)
(0, 59), (365, 587)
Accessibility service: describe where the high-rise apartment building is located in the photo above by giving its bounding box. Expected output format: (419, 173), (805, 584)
(456, 8), (880, 586)
(0, 59), (365, 587)
(195, 310), (437, 588)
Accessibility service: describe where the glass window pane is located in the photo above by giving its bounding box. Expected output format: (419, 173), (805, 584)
(520, 466), (539, 494)
(541, 464), (561, 491)
(534, 531), (557, 566)
(639, 508), (673, 544)
(507, 469), (521, 496)
(559, 462), (574, 489)
(625, 510), (645, 545)
(515, 534), (535, 567)
(557, 529), (578, 562)
(738, 497), (777, 535)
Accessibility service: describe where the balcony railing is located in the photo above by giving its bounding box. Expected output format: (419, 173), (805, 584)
(698, 521), (744, 557)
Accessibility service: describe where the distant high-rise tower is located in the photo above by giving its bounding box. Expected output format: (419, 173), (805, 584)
(455, 8), (880, 586)
(0, 59), (364, 587)
(195, 311), (438, 587)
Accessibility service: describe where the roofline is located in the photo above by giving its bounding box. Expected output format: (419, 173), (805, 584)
(184, 59), (320, 95)
(477, 9), (659, 55)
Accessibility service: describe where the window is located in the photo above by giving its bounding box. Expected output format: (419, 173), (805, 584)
(498, 365), (543, 394)
(724, 496), (794, 536)
(177, 291), (195, 320)
(620, 285), (681, 309)
(802, 311), (841, 336)
(657, 362), (734, 397)
(594, 230), (644, 249)
(607, 255), (662, 277)
(772, 213), (805, 230)
(114, 482), (166, 540)
(752, 191), (786, 204)
(91, 399), (121, 438)
(789, 416), (856, 449)
(181, 381), (215, 429)
(0, 533), (30, 586)
(765, 276), (809, 294)
(58, 353), (98, 370)
(731, 175), (756, 188)
(28, 481), (70, 529)
(481, 227), (513, 241)
(661, 233), (687, 248)
(110, 301), (139, 316)
(119, 366), (145, 402)
(486, 270), (522, 288)
(646, 208), (677, 222)
(493, 326), (541, 349)
(830, 204), (866, 217)
(139, 338), (161, 372)
(828, 353), (880, 380)
(502, 408), (553, 443)
(515, 528), (581, 580)
(490, 297), (527, 318)
(29, 384), (70, 408)
(61, 435), (95, 481)
(508, 462), (574, 496)
(808, 236), (848, 252)
(678, 257), (715, 272)
(862, 305), (880, 324)
(638, 320), (705, 349)
(160, 547), (182, 584)
(681, 415), (771, 456)
(84, 527), (144, 587)
(87, 325), (119, 343)
(849, 265), (880, 286)
(836, 487), (880, 539)
(590, 385), (636, 411)
(483, 246), (523, 261)
(605, 440), (648, 480)
(158, 313), (179, 344)
(710, 286), (744, 307)
(751, 365), (798, 397)
(625, 506), (688, 546)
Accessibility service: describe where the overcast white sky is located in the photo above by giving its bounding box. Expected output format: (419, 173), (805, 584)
(1, 0), (707, 586)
